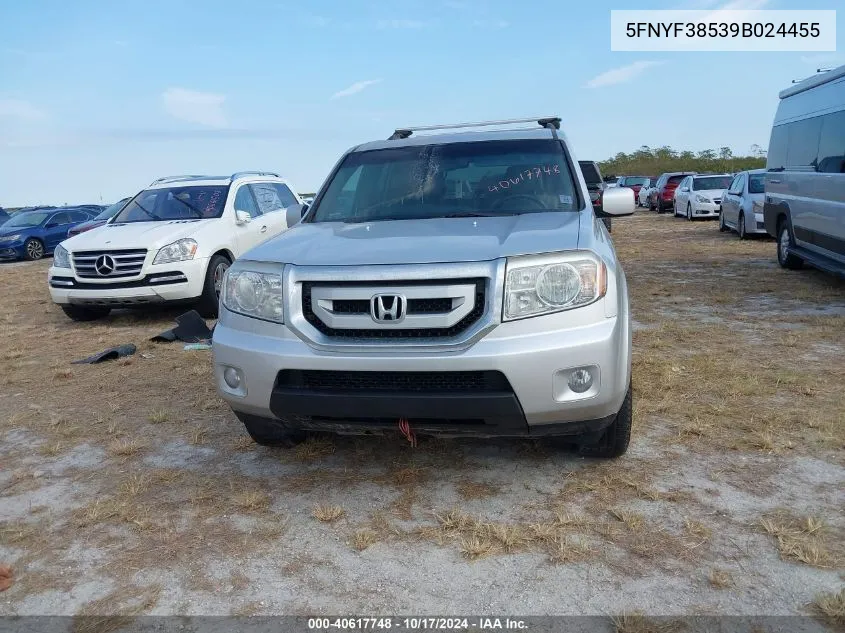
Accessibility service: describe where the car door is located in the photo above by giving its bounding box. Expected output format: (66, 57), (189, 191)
(722, 175), (740, 227)
(43, 212), (73, 249)
(231, 184), (267, 255)
(248, 182), (300, 237)
(675, 177), (690, 211)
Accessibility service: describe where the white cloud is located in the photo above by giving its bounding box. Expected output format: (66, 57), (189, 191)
(330, 79), (383, 100)
(586, 61), (663, 88)
(161, 87), (227, 128)
(377, 19), (425, 29)
(0, 98), (47, 121)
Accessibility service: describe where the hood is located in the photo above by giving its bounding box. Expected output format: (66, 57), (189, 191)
(69, 219), (106, 234)
(62, 218), (217, 251)
(694, 189), (728, 198)
(245, 213), (583, 266)
(0, 225), (38, 237)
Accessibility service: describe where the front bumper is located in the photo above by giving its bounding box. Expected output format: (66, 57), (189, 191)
(47, 257), (208, 306)
(213, 303), (631, 438)
(748, 212), (767, 234)
(0, 242), (26, 260)
(691, 201), (721, 218)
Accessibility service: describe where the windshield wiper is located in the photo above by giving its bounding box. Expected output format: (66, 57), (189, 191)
(442, 212), (514, 218)
(129, 201), (161, 221)
(170, 197), (205, 218)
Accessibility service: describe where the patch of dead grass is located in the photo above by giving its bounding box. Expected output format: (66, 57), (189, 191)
(760, 512), (840, 568)
(313, 504), (345, 523)
(708, 568), (733, 589)
(456, 480), (501, 500)
(811, 588), (845, 626)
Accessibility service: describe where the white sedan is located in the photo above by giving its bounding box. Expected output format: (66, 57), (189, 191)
(673, 174), (733, 220)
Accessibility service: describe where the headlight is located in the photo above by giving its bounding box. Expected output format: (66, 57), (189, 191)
(54, 245), (71, 268)
(221, 268), (284, 323)
(504, 252), (607, 321)
(0, 234), (21, 243)
(752, 201), (763, 213)
(153, 238), (197, 264)
(695, 195), (711, 203)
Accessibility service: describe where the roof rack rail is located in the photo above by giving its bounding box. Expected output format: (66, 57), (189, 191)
(151, 175), (208, 185)
(389, 116), (561, 140)
(230, 171), (281, 181)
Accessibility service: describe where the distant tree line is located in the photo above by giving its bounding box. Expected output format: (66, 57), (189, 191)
(598, 145), (768, 179)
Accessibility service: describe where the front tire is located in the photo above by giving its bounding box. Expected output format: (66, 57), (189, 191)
(719, 213), (728, 232)
(687, 203), (693, 221)
(738, 212), (747, 240)
(236, 412), (307, 447)
(23, 238), (44, 261)
(578, 384), (632, 459)
(777, 219), (803, 270)
(61, 304), (111, 322)
(195, 253), (230, 318)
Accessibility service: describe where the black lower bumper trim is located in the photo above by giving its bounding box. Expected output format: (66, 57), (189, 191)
(270, 388), (528, 431)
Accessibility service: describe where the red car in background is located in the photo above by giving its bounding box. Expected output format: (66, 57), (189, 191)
(648, 172), (697, 214)
(615, 176), (650, 201)
(67, 197), (131, 237)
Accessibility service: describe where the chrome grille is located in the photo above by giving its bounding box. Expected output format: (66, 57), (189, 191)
(302, 279), (486, 339)
(72, 249), (147, 279)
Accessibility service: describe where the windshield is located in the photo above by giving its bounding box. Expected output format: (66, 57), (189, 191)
(694, 176), (732, 191)
(94, 200), (128, 221)
(666, 175), (687, 187)
(622, 177), (648, 186)
(748, 173), (765, 194)
(3, 212), (49, 228)
(311, 140), (581, 223)
(113, 185), (229, 224)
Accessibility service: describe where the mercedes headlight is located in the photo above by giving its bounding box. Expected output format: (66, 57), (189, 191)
(153, 238), (197, 264)
(504, 252), (607, 321)
(54, 244), (71, 268)
(695, 195), (711, 203)
(221, 269), (284, 323)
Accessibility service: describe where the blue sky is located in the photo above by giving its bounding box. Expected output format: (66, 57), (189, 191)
(0, 0), (842, 206)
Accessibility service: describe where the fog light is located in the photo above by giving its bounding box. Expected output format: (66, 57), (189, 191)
(223, 366), (242, 389)
(568, 368), (593, 393)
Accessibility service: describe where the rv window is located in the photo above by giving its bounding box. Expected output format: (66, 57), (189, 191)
(786, 117), (822, 169)
(767, 125), (788, 171)
(817, 110), (845, 174)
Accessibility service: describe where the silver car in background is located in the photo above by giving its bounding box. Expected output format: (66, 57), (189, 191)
(764, 63), (845, 276)
(720, 169), (767, 238)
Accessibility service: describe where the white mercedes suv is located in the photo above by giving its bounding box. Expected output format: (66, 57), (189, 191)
(48, 172), (304, 321)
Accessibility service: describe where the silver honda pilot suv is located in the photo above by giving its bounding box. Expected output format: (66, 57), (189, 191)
(213, 117), (636, 457)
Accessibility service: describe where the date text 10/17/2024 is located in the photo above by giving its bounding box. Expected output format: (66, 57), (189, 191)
(307, 617), (529, 630)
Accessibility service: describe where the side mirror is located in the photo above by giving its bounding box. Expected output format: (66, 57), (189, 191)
(235, 210), (252, 225)
(680, 187), (689, 192)
(45, 222), (58, 229)
(598, 186), (635, 217)
(285, 203), (307, 227)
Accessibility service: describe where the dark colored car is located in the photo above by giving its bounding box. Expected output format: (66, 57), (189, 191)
(67, 197), (131, 237)
(648, 172), (697, 213)
(578, 160), (613, 232)
(616, 176), (650, 201)
(0, 207), (97, 261)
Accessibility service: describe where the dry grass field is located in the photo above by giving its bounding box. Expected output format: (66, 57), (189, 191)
(0, 212), (843, 625)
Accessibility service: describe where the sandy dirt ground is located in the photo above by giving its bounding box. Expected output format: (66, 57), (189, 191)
(0, 212), (843, 627)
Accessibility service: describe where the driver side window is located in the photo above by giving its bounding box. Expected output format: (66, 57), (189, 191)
(234, 186), (261, 219)
(48, 212), (71, 226)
